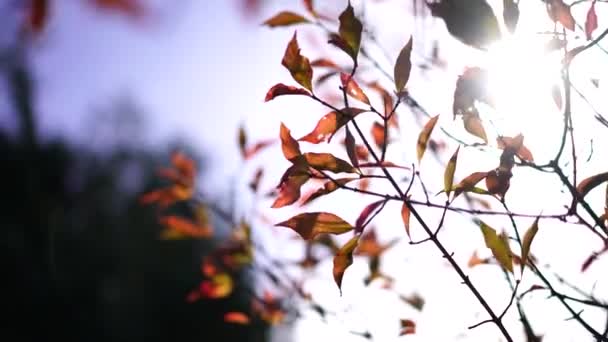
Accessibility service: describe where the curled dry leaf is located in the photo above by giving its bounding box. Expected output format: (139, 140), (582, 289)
(299, 108), (367, 143)
(340, 73), (370, 104)
(263, 11), (310, 27)
(265, 83), (311, 102)
(497, 134), (533, 162)
(333, 235), (360, 294)
(275, 212), (355, 240)
(282, 32), (313, 91)
(417, 115), (439, 163)
(394, 36), (413, 92)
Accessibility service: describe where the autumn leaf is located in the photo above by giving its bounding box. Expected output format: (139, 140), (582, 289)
(301, 177), (357, 205)
(159, 215), (213, 239)
(311, 58), (339, 68)
(265, 83), (311, 102)
(244, 140), (274, 160)
(452, 171), (489, 198)
(304, 152), (357, 174)
(199, 273), (234, 299)
(444, 146), (460, 198)
(463, 110), (488, 143)
(368, 81), (395, 122)
(340, 73), (370, 104)
(280, 123), (302, 162)
(417, 115), (439, 163)
(453, 67), (494, 117)
(224, 312), (250, 325)
(337, 2), (363, 62)
(344, 126), (359, 168)
(263, 11), (310, 27)
(371, 122), (386, 150)
(299, 108), (367, 143)
(355, 200), (386, 233)
(275, 212), (355, 240)
(485, 168), (512, 198)
(577, 172), (608, 198)
(503, 0), (520, 34)
(497, 134), (533, 162)
(333, 234), (360, 294)
(401, 201), (411, 239)
(479, 221), (513, 273)
(358, 161), (410, 170)
(92, 0), (145, 18)
(585, 1), (598, 40)
(394, 36), (413, 92)
(581, 244), (608, 272)
(272, 169), (310, 208)
(27, 0), (48, 34)
(546, 0), (575, 31)
(468, 250), (491, 268)
(521, 217), (539, 274)
(400, 293), (425, 311)
(356, 229), (398, 257)
(400, 319), (416, 335)
(282, 32), (313, 91)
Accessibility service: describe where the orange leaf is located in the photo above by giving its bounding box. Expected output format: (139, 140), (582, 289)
(337, 2), (362, 62)
(299, 108), (367, 143)
(585, 1), (598, 40)
(275, 212), (354, 240)
(468, 250), (490, 268)
(401, 202), (412, 239)
(301, 177), (357, 205)
(304, 152), (357, 174)
(416, 115), (439, 163)
(263, 11), (309, 27)
(400, 319), (416, 336)
(279, 123), (302, 162)
(340, 73), (370, 104)
(265, 83), (311, 102)
(577, 172), (608, 198)
(371, 121), (386, 150)
(224, 312), (250, 325)
(394, 36), (413, 92)
(199, 273), (234, 299)
(159, 215), (213, 239)
(282, 32), (313, 91)
(333, 235), (360, 294)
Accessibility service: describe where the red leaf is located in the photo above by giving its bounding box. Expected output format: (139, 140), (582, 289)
(355, 200), (386, 233)
(340, 73), (370, 104)
(265, 83), (311, 102)
(485, 168), (512, 198)
(497, 134), (534, 162)
(453, 171), (489, 198)
(263, 11), (309, 27)
(299, 108), (367, 143)
(282, 32), (313, 91)
(224, 312), (250, 324)
(585, 1), (598, 41)
(27, 0), (48, 34)
(272, 167), (310, 208)
(159, 215), (213, 238)
(400, 319), (416, 336)
(92, 0), (145, 19)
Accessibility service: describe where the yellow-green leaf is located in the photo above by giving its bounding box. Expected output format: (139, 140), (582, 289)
(444, 146), (460, 198)
(282, 32), (313, 91)
(280, 123), (302, 162)
(416, 115), (439, 163)
(338, 2), (362, 62)
(577, 172), (608, 199)
(333, 234), (360, 294)
(479, 221), (513, 273)
(521, 217), (539, 274)
(275, 212), (354, 240)
(263, 11), (310, 27)
(394, 36), (413, 92)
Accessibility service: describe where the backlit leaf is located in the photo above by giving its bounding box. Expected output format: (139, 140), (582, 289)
(368, 81), (395, 121)
(244, 140), (274, 160)
(497, 134), (533, 162)
(344, 126), (359, 168)
(340, 73), (370, 104)
(275, 212), (355, 240)
(452, 171), (489, 198)
(337, 2), (363, 62)
(159, 215), (213, 239)
(401, 201), (412, 238)
(485, 168), (512, 198)
(282, 32), (313, 91)
(265, 83), (311, 102)
(355, 200), (385, 233)
(280, 123), (302, 162)
(547, 0), (575, 31)
(416, 115), (439, 163)
(479, 221), (513, 273)
(577, 172), (608, 198)
(521, 217), (539, 274)
(444, 146), (460, 198)
(503, 0), (520, 34)
(224, 312), (250, 325)
(371, 122), (386, 150)
(272, 171), (310, 208)
(301, 177), (357, 205)
(463, 110), (488, 143)
(299, 108), (367, 143)
(400, 319), (416, 336)
(333, 234), (360, 294)
(263, 11), (309, 27)
(585, 1), (598, 40)
(304, 152), (357, 174)
(394, 36), (413, 92)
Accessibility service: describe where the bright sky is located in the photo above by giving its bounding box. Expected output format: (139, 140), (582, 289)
(24, 0), (608, 341)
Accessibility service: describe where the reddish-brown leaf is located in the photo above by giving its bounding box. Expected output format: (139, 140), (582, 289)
(272, 170), (310, 208)
(304, 152), (357, 174)
(463, 110), (488, 143)
(244, 140), (274, 160)
(371, 122), (386, 150)
(416, 115), (439, 163)
(577, 172), (608, 198)
(303, 0), (317, 18)
(311, 58), (339, 68)
(356, 229), (398, 257)
(263, 11), (310, 27)
(337, 2), (362, 62)
(355, 200), (386, 234)
(275, 212), (355, 240)
(224, 312), (250, 325)
(453, 171), (489, 198)
(358, 161), (410, 170)
(400, 319), (416, 336)
(282, 32), (313, 91)
(265, 83), (311, 102)
(301, 177), (357, 205)
(497, 134), (534, 162)
(344, 126), (359, 168)
(299, 108), (367, 143)
(333, 235), (360, 294)
(340, 73), (370, 104)
(547, 0), (576, 31)
(581, 244), (608, 272)
(280, 123), (302, 162)
(394, 36), (413, 92)
(401, 201), (411, 239)
(468, 250), (491, 268)
(585, 1), (598, 40)
(485, 168), (512, 198)
(92, 0), (145, 18)
(27, 0), (48, 34)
